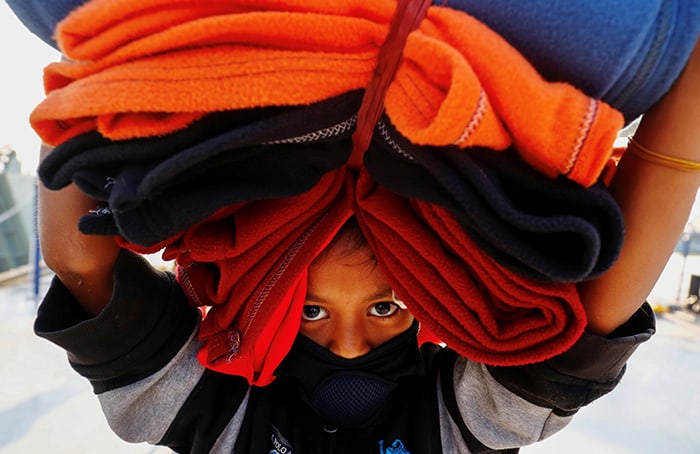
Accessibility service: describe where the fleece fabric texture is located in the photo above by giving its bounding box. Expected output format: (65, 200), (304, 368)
(30, 0), (622, 187)
(37, 92), (361, 192)
(39, 101), (624, 283)
(117, 168), (585, 385)
(8, 0), (699, 123)
(440, 0), (700, 123)
(39, 92), (361, 246)
(365, 119), (624, 283)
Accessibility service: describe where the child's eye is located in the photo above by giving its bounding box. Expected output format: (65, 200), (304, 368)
(369, 302), (400, 317)
(302, 305), (329, 321)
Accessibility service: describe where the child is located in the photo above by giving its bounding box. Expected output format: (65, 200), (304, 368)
(34, 210), (653, 453)
(33, 22), (700, 454)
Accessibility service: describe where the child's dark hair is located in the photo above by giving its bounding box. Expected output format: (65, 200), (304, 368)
(312, 216), (376, 267)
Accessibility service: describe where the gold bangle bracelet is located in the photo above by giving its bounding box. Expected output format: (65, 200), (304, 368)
(627, 137), (700, 172)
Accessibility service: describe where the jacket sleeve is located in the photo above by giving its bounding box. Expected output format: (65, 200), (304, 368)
(33, 250), (249, 448)
(440, 303), (655, 451)
(34, 250), (199, 392)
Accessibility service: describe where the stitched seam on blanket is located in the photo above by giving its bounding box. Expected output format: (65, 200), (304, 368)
(455, 89), (487, 146)
(378, 120), (413, 160)
(263, 116), (357, 145)
(237, 212), (329, 345)
(566, 98), (597, 175)
(179, 267), (203, 307)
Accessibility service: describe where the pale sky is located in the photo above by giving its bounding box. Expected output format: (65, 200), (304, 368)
(1, 2), (60, 175)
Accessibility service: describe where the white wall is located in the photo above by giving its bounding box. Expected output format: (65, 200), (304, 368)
(648, 252), (700, 306)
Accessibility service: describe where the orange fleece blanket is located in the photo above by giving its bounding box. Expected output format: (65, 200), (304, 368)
(32, 0), (622, 186)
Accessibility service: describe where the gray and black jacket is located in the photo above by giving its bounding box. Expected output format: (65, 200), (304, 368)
(34, 251), (655, 453)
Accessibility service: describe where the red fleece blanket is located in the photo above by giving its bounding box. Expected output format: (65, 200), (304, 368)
(32, 0), (622, 186)
(120, 169), (585, 386)
(355, 172), (585, 362)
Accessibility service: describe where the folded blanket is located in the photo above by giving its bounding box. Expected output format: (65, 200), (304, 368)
(365, 119), (624, 283)
(31, 0), (622, 187)
(37, 97), (346, 190)
(39, 92), (360, 245)
(354, 171), (585, 365)
(74, 139), (350, 246)
(119, 168), (585, 384)
(10, 0), (698, 122)
(43, 105), (623, 282)
(178, 171), (353, 385)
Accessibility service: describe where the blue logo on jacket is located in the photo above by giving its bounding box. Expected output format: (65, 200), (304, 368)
(379, 439), (410, 454)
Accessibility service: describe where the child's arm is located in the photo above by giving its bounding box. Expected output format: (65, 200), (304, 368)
(579, 37), (700, 335)
(37, 143), (121, 316)
(443, 54), (700, 441)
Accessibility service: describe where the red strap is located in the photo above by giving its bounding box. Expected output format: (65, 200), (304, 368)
(348, 0), (432, 169)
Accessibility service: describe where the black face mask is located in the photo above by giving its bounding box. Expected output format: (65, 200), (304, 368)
(274, 321), (424, 428)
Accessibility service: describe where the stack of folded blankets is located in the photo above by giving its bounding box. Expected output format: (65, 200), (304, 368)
(16, 0), (700, 385)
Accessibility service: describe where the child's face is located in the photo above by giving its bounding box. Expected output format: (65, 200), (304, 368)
(300, 244), (415, 359)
